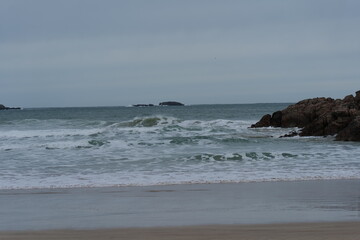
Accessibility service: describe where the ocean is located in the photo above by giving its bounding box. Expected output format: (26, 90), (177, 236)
(1, 103), (359, 190)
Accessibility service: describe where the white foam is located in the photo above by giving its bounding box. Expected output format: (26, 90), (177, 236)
(2, 112), (360, 190)
(0, 128), (104, 139)
(1, 168), (360, 190)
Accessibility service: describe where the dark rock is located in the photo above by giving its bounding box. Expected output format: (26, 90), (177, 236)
(251, 114), (271, 128)
(251, 91), (360, 141)
(0, 104), (21, 110)
(159, 101), (184, 106)
(336, 116), (360, 141)
(280, 130), (299, 138)
(132, 104), (154, 107)
(355, 91), (360, 104)
(270, 111), (282, 127)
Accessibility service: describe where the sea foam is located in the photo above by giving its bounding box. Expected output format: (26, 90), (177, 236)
(1, 104), (360, 189)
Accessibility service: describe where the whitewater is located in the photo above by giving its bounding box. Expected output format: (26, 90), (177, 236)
(0, 104), (359, 189)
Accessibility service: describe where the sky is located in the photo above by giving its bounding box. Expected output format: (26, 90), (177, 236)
(1, 0), (359, 107)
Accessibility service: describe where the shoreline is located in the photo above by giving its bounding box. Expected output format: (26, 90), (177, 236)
(2, 222), (360, 240)
(2, 177), (360, 191)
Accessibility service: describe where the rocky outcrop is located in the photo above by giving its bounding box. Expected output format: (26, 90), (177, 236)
(336, 116), (360, 141)
(0, 104), (21, 110)
(251, 91), (360, 141)
(132, 104), (154, 107)
(159, 101), (184, 106)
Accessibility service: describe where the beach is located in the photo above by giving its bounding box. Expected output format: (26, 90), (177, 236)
(1, 180), (359, 239)
(2, 222), (360, 240)
(2, 0), (360, 238)
(1, 106), (360, 239)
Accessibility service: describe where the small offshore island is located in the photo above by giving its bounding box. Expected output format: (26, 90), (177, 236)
(0, 104), (21, 110)
(133, 101), (185, 107)
(252, 91), (360, 141)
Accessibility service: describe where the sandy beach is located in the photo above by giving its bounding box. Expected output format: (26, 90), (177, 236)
(1, 180), (359, 239)
(2, 222), (360, 240)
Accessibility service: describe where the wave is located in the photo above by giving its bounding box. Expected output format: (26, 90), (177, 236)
(182, 151), (314, 162)
(2, 105), (360, 190)
(0, 116), (260, 150)
(2, 143), (360, 189)
(128, 116), (180, 127)
(0, 128), (103, 139)
(2, 173), (359, 190)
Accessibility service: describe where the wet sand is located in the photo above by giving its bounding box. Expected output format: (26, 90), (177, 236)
(0, 180), (359, 238)
(2, 222), (360, 240)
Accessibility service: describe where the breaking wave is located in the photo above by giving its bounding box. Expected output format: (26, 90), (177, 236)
(1, 105), (360, 189)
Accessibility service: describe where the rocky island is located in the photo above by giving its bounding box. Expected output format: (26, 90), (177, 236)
(132, 101), (185, 107)
(0, 104), (21, 110)
(159, 101), (184, 106)
(132, 104), (155, 107)
(251, 91), (360, 141)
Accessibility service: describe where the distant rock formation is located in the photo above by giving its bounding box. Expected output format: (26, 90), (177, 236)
(251, 91), (360, 141)
(132, 104), (154, 107)
(159, 101), (185, 106)
(0, 104), (21, 110)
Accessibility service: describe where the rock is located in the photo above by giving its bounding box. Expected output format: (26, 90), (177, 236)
(279, 130), (299, 138)
(251, 114), (271, 128)
(336, 116), (360, 141)
(132, 104), (154, 107)
(355, 90), (360, 104)
(159, 101), (184, 106)
(0, 104), (21, 110)
(270, 111), (282, 127)
(251, 91), (360, 141)
(250, 112), (284, 128)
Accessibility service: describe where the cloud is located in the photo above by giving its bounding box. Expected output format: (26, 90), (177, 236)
(1, 0), (359, 107)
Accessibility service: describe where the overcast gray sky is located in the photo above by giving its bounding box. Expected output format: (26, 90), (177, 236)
(1, 0), (359, 107)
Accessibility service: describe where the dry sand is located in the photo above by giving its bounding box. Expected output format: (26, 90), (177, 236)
(2, 222), (360, 240)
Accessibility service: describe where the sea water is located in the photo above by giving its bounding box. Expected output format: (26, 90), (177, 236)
(0, 104), (359, 189)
